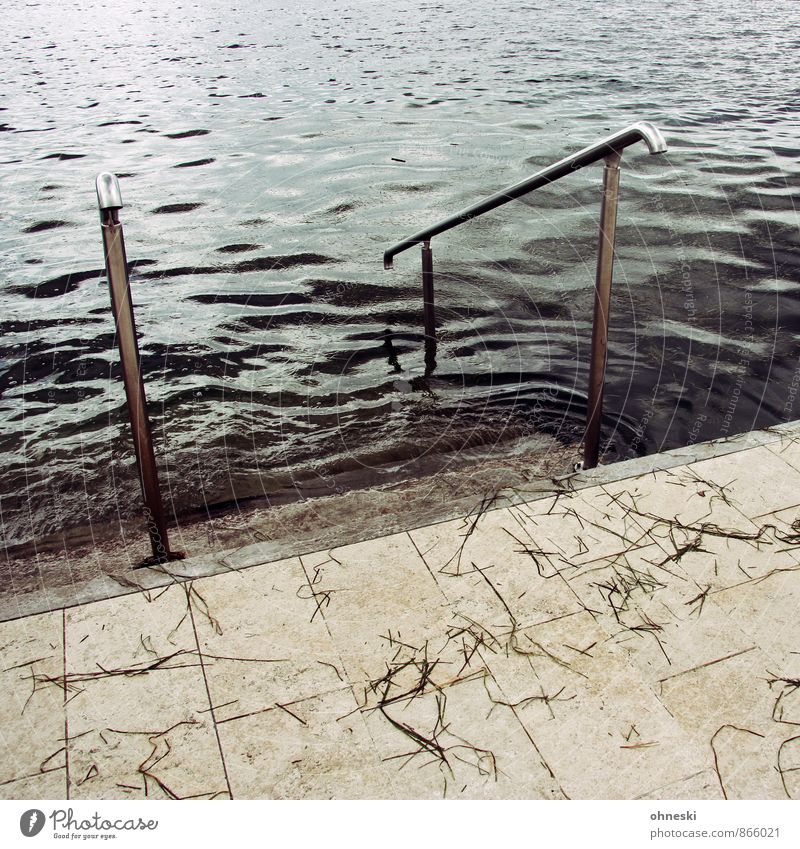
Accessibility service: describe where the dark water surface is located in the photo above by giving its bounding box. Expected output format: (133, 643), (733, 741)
(1, 0), (799, 547)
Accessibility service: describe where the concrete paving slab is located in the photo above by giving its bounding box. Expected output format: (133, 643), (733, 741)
(0, 768), (67, 800)
(299, 533), (448, 684)
(362, 672), (568, 799)
(66, 584), (196, 671)
(0, 611), (65, 786)
(564, 544), (758, 682)
(190, 557), (346, 722)
(689, 445), (800, 524)
(765, 429), (800, 477)
(635, 769), (725, 800)
(64, 587), (228, 800)
(662, 528), (799, 595)
(497, 486), (659, 567)
(66, 682), (229, 800)
(480, 610), (708, 799)
(601, 465), (754, 548)
(217, 685), (387, 799)
(656, 645), (776, 740)
(706, 723), (786, 800)
(710, 569), (800, 673)
(654, 644), (791, 799)
(409, 505), (586, 632)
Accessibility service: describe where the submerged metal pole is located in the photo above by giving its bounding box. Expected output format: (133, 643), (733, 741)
(96, 173), (179, 563)
(421, 240), (436, 342)
(584, 151), (622, 470)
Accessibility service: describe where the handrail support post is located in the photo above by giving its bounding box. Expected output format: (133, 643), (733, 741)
(421, 241), (436, 342)
(96, 173), (182, 564)
(584, 150), (622, 470)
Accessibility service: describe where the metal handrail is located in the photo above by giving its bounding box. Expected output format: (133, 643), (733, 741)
(383, 121), (666, 268)
(382, 121), (668, 468)
(96, 172), (183, 565)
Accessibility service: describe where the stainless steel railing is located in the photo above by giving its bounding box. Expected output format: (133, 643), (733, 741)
(96, 173), (183, 565)
(382, 121), (668, 469)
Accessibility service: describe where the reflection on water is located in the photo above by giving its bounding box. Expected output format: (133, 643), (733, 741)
(1, 0), (799, 547)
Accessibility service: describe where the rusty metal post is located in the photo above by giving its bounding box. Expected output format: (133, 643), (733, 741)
(584, 151), (622, 470)
(96, 173), (179, 563)
(421, 240), (436, 342)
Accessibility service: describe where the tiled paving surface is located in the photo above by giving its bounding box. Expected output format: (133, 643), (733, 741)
(3, 424), (800, 799)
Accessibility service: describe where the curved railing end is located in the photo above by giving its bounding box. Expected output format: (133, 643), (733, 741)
(96, 172), (123, 211)
(631, 121), (668, 155)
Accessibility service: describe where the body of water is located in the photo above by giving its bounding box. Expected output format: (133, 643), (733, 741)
(1, 0), (799, 547)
